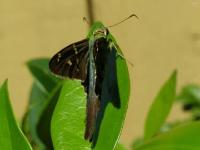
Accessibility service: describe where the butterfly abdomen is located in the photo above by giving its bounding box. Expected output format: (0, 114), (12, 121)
(84, 95), (100, 141)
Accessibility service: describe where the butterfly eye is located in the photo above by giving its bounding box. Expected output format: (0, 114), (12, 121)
(105, 28), (109, 35)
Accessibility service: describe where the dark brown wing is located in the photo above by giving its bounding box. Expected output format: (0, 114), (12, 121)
(49, 39), (89, 81)
(94, 38), (109, 95)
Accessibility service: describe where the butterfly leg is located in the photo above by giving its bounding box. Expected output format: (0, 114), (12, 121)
(109, 42), (134, 66)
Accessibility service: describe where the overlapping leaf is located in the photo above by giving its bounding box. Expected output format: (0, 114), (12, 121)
(0, 80), (32, 150)
(144, 71), (177, 140)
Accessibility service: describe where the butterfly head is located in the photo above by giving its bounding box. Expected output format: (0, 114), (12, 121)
(87, 22), (110, 40)
(92, 27), (109, 39)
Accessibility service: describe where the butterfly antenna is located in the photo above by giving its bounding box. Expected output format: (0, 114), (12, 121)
(83, 17), (90, 25)
(126, 58), (134, 67)
(107, 14), (139, 28)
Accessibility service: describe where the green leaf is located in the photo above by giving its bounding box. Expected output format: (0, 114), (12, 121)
(132, 138), (144, 150)
(93, 52), (130, 149)
(144, 71), (177, 140)
(135, 121), (200, 150)
(24, 58), (62, 149)
(51, 80), (91, 150)
(27, 58), (60, 92)
(177, 84), (200, 104)
(115, 143), (127, 150)
(177, 84), (200, 117)
(22, 82), (48, 149)
(0, 80), (32, 150)
(90, 22), (130, 150)
(37, 82), (62, 150)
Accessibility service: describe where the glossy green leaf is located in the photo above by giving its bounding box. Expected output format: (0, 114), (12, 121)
(37, 82), (62, 150)
(144, 71), (177, 140)
(22, 81), (48, 149)
(115, 143), (127, 150)
(27, 58), (60, 92)
(91, 22), (130, 150)
(51, 80), (90, 150)
(24, 58), (62, 149)
(0, 80), (32, 150)
(135, 121), (200, 150)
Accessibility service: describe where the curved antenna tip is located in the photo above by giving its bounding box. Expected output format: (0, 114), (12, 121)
(107, 13), (139, 28)
(83, 17), (90, 25)
(129, 13), (139, 19)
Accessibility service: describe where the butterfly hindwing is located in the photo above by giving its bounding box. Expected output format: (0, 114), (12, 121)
(49, 39), (89, 81)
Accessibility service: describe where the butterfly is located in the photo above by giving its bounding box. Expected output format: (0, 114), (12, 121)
(49, 15), (137, 142)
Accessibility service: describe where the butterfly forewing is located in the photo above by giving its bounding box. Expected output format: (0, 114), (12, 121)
(49, 39), (89, 81)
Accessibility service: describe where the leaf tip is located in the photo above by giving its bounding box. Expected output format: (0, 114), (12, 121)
(1, 79), (8, 89)
(172, 70), (177, 78)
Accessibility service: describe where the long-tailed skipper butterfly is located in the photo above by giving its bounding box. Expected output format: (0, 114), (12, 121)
(49, 14), (138, 141)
